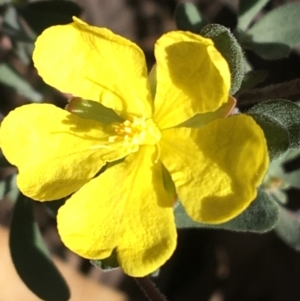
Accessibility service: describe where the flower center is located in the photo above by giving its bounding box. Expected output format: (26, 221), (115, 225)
(108, 116), (161, 153)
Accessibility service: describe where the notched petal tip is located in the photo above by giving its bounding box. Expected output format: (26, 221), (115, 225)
(57, 147), (177, 277)
(33, 17), (152, 118)
(0, 103), (126, 201)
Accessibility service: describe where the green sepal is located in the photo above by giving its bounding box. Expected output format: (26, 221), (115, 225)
(91, 250), (119, 271)
(16, 0), (82, 35)
(174, 3), (207, 33)
(175, 189), (279, 233)
(10, 194), (70, 301)
(67, 98), (124, 124)
(237, 0), (270, 31)
(239, 70), (268, 92)
(178, 97), (235, 129)
(247, 113), (289, 161)
(248, 99), (300, 149)
(275, 206), (300, 251)
(245, 3), (300, 60)
(200, 24), (244, 95)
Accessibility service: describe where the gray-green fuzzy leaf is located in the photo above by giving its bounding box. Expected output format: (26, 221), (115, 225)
(200, 24), (244, 94)
(275, 206), (300, 251)
(239, 70), (268, 92)
(246, 3), (300, 59)
(248, 99), (300, 149)
(247, 113), (289, 161)
(175, 190), (278, 233)
(283, 170), (300, 189)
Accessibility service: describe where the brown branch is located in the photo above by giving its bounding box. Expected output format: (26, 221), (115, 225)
(134, 276), (169, 301)
(237, 78), (300, 105)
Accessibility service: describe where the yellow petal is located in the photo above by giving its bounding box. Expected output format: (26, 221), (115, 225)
(33, 17), (152, 118)
(160, 115), (268, 223)
(153, 31), (231, 129)
(57, 146), (177, 277)
(0, 104), (127, 200)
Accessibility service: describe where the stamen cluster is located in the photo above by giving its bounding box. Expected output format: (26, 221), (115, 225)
(109, 116), (161, 153)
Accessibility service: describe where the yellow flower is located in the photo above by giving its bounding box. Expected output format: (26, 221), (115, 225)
(0, 17), (268, 276)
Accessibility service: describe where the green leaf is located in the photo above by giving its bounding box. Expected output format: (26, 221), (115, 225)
(17, 0), (82, 35)
(268, 189), (287, 205)
(247, 113), (290, 161)
(268, 148), (300, 175)
(245, 42), (290, 60)
(281, 152), (300, 188)
(263, 149), (300, 189)
(2, 5), (33, 42)
(14, 41), (34, 65)
(67, 98), (124, 124)
(200, 24), (244, 94)
(0, 63), (43, 102)
(246, 3), (300, 59)
(1, 5), (35, 64)
(281, 149), (300, 172)
(10, 194), (70, 301)
(275, 206), (300, 251)
(239, 70), (268, 92)
(91, 250), (119, 271)
(0, 173), (19, 203)
(248, 99), (300, 149)
(174, 3), (207, 33)
(238, 0), (270, 31)
(175, 189), (279, 233)
(283, 170), (300, 189)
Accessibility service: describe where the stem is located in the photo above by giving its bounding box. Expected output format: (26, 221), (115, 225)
(237, 78), (300, 105)
(134, 276), (169, 301)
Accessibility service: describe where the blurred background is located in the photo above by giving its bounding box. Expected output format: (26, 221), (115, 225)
(1, 0), (300, 300)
